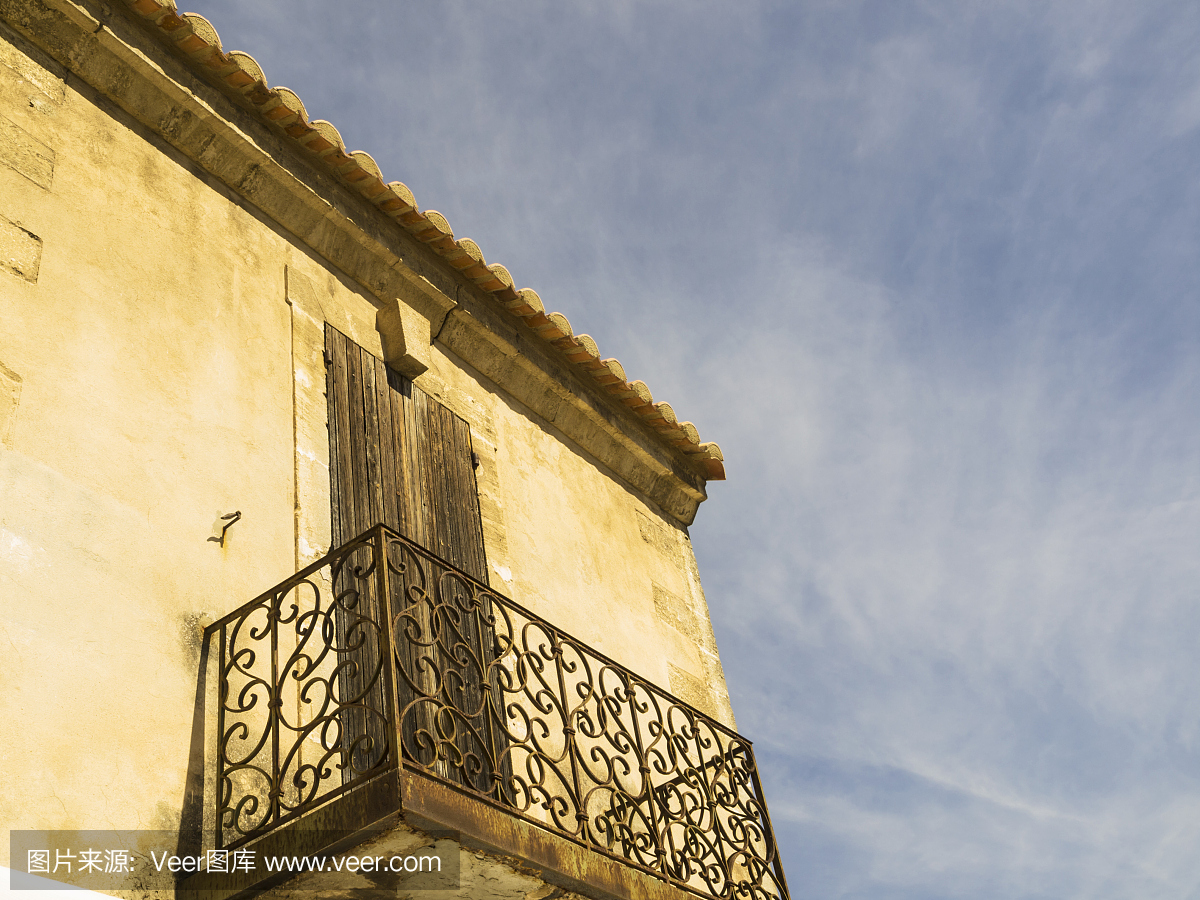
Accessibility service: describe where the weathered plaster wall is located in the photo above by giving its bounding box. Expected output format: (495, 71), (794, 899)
(0, 22), (299, 843)
(0, 8), (733, 866)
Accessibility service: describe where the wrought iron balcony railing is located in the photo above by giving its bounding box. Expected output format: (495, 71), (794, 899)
(205, 524), (790, 900)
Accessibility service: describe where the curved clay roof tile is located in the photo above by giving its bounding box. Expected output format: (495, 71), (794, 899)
(225, 51), (265, 88)
(271, 87), (307, 124)
(305, 120), (345, 156)
(512, 288), (544, 316)
(653, 401), (677, 425)
(345, 153), (386, 197)
(179, 13), (220, 49)
(448, 238), (488, 278)
(545, 312), (573, 339)
(130, 0), (176, 18)
(626, 380), (654, 406)
(676, 421), (701, 446)
(349, 150), (382, 181)
(384, 181), (416, 213)
(477, 263), (513, 292)
(574, 334), (600, 359)
(600, 358), (626, 384)
(419, 210), (453, 238)
(454, 238), (484, 263)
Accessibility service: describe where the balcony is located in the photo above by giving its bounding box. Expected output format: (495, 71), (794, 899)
(191, 525), (790, 900)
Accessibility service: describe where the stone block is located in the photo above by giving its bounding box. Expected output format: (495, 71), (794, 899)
(0, 212), (42, 282)
(376, 296), (431, 378)
(0, 114), (54, 188)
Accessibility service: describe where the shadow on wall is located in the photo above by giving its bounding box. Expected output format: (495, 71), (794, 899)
(177, 626), (210, 861)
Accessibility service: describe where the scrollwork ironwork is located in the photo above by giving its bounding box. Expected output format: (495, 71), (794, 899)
(206, 525), (788, 899)
(209, 532), (396, 849)
(382, 530), (790, 900)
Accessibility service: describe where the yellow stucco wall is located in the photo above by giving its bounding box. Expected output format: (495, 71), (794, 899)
(0, 23), (299, 838)
(0, 15), (732, 855)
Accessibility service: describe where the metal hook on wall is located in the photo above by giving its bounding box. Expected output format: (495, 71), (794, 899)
(207, 510), (242, 547)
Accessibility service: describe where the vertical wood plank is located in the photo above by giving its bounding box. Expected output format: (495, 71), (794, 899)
(357, 350), (390, 774)
(414, 386), (436, 555)
(324, 329), (341, 549)
(414, 386), (434, 555)
(446, 413), (471, 578)
(327, 327), (371, 782)
(328, 328), (357, 547)
(457, 419), (489, 585)
(400, 384), (418, 547)
(375, 356), (399, 536)
(398, 381), (416, 547)
(389, 370), (412, 540)
(360, 345), (384, 531)
(346, 342), (373, 540)
(426, 396), (450, 564)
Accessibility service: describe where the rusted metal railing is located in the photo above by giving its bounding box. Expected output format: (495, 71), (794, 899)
(208, 525), (790, 900)
(207, 530), (397, 850)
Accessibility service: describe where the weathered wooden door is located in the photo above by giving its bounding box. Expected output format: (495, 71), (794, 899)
(325, 325), (500, 793)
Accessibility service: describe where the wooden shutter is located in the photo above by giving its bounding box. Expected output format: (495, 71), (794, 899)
(325, 325), (500, 790)
(325, 325), (488, 582)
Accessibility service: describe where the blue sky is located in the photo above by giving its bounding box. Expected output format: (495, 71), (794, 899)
(179, 2), (1200, 897)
